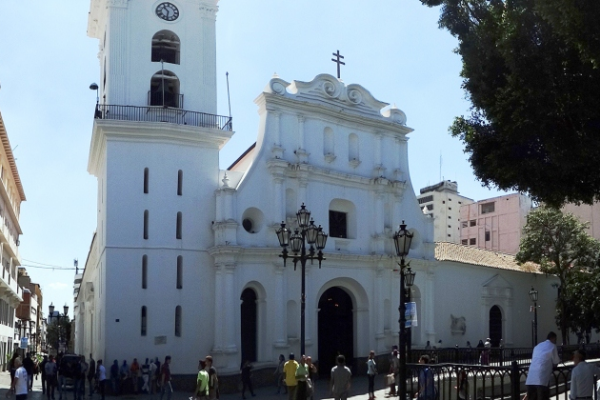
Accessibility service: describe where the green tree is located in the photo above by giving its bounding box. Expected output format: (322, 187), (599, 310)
(562, 268), (600, 342)
(515, 207), (600, 344)
(418, 0), (600, 206)
(46, 318), (72, 354)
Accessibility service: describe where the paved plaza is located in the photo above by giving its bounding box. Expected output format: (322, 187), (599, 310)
(0, 371), (395, 400)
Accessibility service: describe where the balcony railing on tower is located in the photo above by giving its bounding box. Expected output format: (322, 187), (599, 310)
(93, 103), (233, 131)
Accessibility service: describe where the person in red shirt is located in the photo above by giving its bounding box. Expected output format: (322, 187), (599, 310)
(160, 356), (172, 400)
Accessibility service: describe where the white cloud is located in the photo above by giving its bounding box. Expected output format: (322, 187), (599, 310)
(48, 282), (69, 290)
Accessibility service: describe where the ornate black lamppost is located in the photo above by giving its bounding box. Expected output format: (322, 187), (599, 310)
(393, 221), (414, 400)
(275, 203), (328, 356)
(529, 287), (538, 347)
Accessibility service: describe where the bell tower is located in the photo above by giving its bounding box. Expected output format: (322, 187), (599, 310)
(85, 0), (232, 367)
(87, 0), (220, 114)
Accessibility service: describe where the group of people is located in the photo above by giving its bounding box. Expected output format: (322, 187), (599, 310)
(194, 355), (218, 400)
(525, 331), (600, 400)
(384, 348), (436, 400)
(8, 353), (107, 400)
(109, 356), (177, 399)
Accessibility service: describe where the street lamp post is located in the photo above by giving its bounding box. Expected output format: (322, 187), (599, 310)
(529, 287), (538, 347)
(393, 221), (414, 400)
(275, 203), (328, 356)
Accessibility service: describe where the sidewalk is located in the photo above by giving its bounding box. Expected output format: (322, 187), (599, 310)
(0, 371), (398, 400)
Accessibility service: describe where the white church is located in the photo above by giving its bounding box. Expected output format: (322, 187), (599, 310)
(75, 0), (561, 378)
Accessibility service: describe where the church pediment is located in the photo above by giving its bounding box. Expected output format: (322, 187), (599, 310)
(264, 74), (407, 124)
(481, 274), (513, 298)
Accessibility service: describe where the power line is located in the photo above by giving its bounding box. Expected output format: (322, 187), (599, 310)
(21, 264), (76, 270)
(22, 258), (73, 269)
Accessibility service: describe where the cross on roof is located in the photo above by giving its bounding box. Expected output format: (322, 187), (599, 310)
(331, 50), (345, 79)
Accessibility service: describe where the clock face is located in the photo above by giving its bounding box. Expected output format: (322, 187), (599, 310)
(156, 2), (179, 21)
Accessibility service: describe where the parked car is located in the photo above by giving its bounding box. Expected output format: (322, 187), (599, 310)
(59, 354), (81, 390)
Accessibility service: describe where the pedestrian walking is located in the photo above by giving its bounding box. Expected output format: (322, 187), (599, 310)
(240, 360), (256, 399)
(196, 360), (209, 400)
(23, 353), (35, 392)
(88, 355), (96, 397)
(294, 356), (309, 400)
(366, 351), (377, 400)
(96, 360), (106, 400)
(283, 354), (299, 400)
(387, 350), (399, 397)
(78, 355), (89, 400)
(40, 356), (48, 396)
(149, 358), (158, 394)
(12, 358), (28, 400)
(110, 360), (119, 396)
(160, 356), (173, 400)
(415, 355), (435, 400)
(141, 358), (150, 393)
(274, 354), (286, 395)
(130, 358), (140, 394)
(330, 355), (352, 400)
(205, 356), (218, 400)
(45, 356), (58, 400)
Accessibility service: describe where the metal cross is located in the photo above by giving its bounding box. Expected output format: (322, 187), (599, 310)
(331, 50), (345, 79)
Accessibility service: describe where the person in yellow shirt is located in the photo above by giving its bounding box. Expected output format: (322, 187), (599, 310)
(283, 354), (299, 400)
(195, 360), (209, 400)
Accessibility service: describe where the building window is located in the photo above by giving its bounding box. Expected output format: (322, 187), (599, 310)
(176, 212), (182, 239)
(448, 207), (452, 210)
(462, 239), (468, 245)
(175, 306), (182, 337)
(442, 201), (446, 204)
(144, 210), (149, 240)
(448, 198), (452, 201)
(458, 201), (462, 204)
(461, 221), (468, 228)
(448, 234), (451, 237)
(144, 168), (149, 193)
(448, 225), (451, 228)
(151, 30), (180, 64)
(177, 170), (183, 196)
(481, 202), (496, 214)
(149, 70), (181, 108)
(418, 195), (433, 204)
(426, 204), (433, 211)
(469, 220), (476, 227)
(448, 216), (452, 219)
(329, 211), (347, 238)
(142, 255), (148, 289)
(176, 256), (182, 289)
(485, 231), (491, 242)
(469, 238), (476, 245)
(348, 133), (359, 161)
(141, 306), (147, 336)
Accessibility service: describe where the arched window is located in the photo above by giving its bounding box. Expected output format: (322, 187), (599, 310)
(175, 306), (182, 337)
(141, 306), (147, 336)
(177, 170), (183, 196)
(176, 212), (182, 239)
(149, 71), (181, 108)
(176, 256), (182, 289)
(144, 168), (149, 194)
(143, 210), (149, 240)
(142, 255), (148, 289)
(151, 30), (180, 65)
(324, 127), (334, 156)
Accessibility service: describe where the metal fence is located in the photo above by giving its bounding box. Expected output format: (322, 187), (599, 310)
(93, 104), (233, 131)
(402, 360), (599, 400)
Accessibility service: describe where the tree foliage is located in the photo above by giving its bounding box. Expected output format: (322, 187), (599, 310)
(418, 0), (600, 206)
(46, 318), (72, 353)
(515, 207), (600, 343)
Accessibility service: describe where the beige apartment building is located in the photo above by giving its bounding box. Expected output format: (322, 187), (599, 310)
(417, 181), (474, 243)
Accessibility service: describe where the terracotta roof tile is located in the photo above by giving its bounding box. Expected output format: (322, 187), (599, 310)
(435, 242), (540, 273)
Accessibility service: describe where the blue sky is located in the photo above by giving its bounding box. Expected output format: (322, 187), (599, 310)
(0, 0), (506, 313)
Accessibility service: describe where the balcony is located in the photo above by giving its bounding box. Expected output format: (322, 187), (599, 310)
(94, 104), (232, 131)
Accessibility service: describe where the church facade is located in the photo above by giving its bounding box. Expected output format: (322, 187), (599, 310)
(75, 0), (560, 376)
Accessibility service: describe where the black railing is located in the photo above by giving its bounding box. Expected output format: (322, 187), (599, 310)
(408, 343), (600, 367)
(93, 104), (232, 131)
(403, 361), (592, 400)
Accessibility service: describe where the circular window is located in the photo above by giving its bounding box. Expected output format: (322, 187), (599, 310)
(241, 208), (264, 234)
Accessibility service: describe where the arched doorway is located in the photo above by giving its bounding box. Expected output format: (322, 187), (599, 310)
(318, 287), (353, 376)
(489, 305), (503, 347)
(240, 288), (257, 363)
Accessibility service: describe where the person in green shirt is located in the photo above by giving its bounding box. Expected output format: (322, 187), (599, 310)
(195, 360), (209, 400)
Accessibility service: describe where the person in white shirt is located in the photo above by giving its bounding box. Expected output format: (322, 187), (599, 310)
(569, 350), (600, 400)
(96, 360), (107, 400)
(11, 357), (28, 400)
(526, 331), (561, 400)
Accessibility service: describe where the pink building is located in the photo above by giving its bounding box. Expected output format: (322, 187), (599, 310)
(562, 202), (600, 240)
(459, 193), (532, 255)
